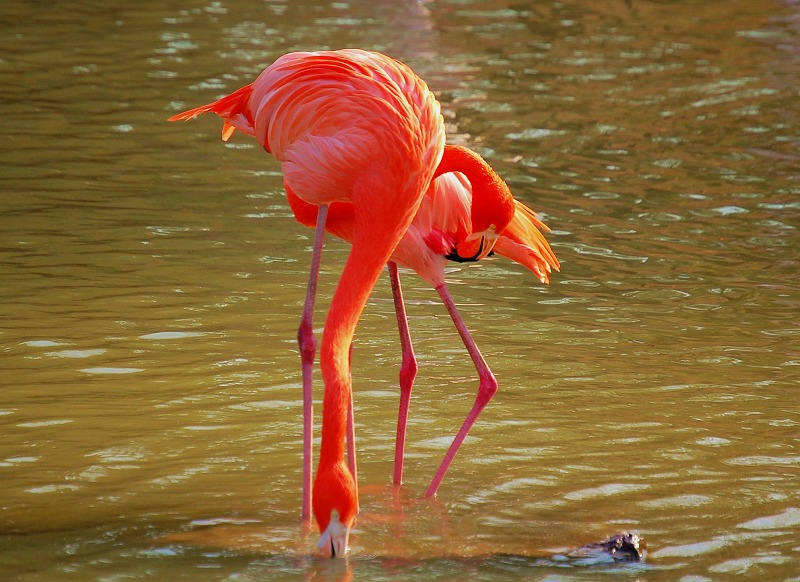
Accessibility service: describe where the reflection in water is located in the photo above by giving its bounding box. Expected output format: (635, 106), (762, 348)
(1, 0), (799, 579)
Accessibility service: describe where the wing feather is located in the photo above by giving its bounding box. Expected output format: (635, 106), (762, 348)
(493, 200), (560, 284)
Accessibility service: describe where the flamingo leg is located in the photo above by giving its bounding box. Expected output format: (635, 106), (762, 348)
(425, 283), (498, 498)
(297, 204), (329, 522)
(388, 262), (418, 485)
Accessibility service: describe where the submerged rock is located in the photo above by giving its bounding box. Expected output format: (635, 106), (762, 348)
(567, 532), (645, 564)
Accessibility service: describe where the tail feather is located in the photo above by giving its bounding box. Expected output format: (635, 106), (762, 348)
(168, 84), (255, 142)
(494, 200), (560, 284)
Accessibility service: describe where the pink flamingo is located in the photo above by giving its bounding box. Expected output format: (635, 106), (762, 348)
(169, 50), (522, 556)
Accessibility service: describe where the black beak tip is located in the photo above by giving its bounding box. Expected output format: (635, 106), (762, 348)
(445, 236), (486, 263)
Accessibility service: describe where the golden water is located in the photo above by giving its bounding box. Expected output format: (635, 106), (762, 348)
(1, 0), (798, 579)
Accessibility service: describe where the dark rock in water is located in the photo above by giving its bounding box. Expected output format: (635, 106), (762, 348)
(567, 532), (645, 564)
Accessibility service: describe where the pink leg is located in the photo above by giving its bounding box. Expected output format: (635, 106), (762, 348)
(425, 283), (498, 498)
(297, 204), (328, 521)
(388, 262), (418, 485)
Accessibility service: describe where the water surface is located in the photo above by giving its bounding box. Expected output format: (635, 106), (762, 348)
(1, 0), (799, 579)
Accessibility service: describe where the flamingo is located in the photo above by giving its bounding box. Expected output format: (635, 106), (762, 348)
(169, 49), (518, 557)
(285, 151), (560, 497)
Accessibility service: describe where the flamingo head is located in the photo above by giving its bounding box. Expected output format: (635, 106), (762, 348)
(448, 193), (514, 262)
(312, 461), (358, 558)
(434, 145), (515, 263)
(445, 225), (500, 262)
(315, 510), (351, 558)
(467, 172), (514, 260)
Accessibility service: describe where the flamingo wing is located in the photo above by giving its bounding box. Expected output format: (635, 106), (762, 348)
(249, 50), (444, 207)
(170, 49), (445, 209)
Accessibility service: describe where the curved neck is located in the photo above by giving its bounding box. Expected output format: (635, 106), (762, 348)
(433, 144), (496, 184)
(317, 193), (421, 468)
(433, 145), (514, 232)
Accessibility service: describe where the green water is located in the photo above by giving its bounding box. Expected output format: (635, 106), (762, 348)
(1, 0), (798, 579)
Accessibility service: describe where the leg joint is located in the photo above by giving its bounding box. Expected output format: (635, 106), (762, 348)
(477, 373), (498, 405)
(297, 323), (317, 358)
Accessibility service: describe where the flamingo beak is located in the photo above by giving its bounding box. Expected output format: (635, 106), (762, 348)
(462, 229), (499, 261)
(447, 228), (499, 263)
(315, 510), (350, 558)
(476, 232), (499, 260)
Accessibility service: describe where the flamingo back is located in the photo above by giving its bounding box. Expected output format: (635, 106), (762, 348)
(248, 50), (444, 207)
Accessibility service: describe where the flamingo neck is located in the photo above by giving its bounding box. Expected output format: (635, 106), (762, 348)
(433, 144), (495, 183)
(317, 242), (386, 468)
(313, 180), (425, 533)
(433, 145), (514, 233)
